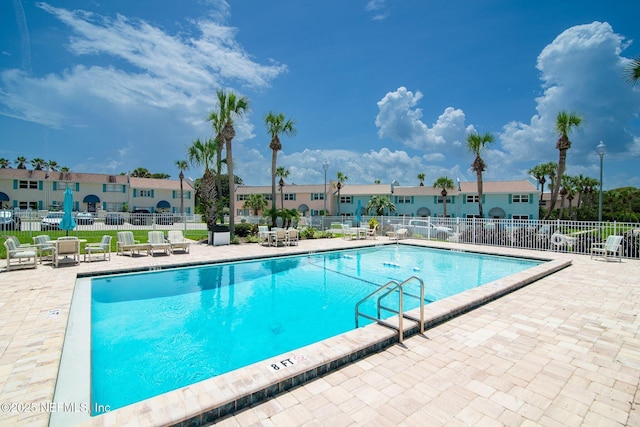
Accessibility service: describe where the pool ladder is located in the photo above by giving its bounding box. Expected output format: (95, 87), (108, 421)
(355, 276), (425, 344)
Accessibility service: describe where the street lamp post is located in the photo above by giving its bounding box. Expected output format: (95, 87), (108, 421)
(596, 141), (606, 222)
(322, 161), (329, 230)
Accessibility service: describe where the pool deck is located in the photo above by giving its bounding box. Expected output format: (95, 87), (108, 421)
(1, 237), (639, 426)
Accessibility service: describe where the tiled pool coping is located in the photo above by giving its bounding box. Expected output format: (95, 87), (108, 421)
(50, 243), (570, 426)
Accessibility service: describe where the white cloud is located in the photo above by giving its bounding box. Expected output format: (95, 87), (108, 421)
(375, 87), (473, 153)
(0, 3), (286, 133)
(499, 21), (640, 175)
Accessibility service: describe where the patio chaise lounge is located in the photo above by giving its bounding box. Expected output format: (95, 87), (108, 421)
(116, 231), (150, 257)
(84, 235), (112, 262)
(590, 235), (623, 262)
(167, 230), (190, 253)
(4, 238), (38, 271)
(148, 231), (171, 256)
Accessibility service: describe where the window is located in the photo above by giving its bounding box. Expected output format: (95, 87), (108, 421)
(104, 184), (122, 192)
(284, 193), (295, 201)
(56, 182), (74, 191)
(311, 193), (324, 200)
(263, 194), (272, 201)
(310, 209), (320, 216)
(437, 196), (452, 204)
(340, 196), (352, 204)
(512, 194), (529, 203)
(512, 215), (529, 221)
(139, 190), (152, 197)
(397, 196), (411, 204)
(19, 201), (38, 210)
(237, 194), (248, 201)
(19, 180), (38, 189)
(466, 195), (479, 203)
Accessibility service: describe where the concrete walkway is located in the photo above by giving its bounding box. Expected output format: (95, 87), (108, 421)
(1, 238), (639, 426)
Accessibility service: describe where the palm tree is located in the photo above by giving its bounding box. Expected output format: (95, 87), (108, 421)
(207, 111), (225, 207)
(626, 56), (640, 85)
(31, 158), (46, 170)
(15, 156), (27, 169)
(243, 193), (268, 215)
(216, 90), (249, 238)
(366, 195), (396, 216)
(265, 112), (296, 218)
(188, 137), (217, 228)
(466, 131), (494, 218)
(335, 171), (349, 215)
(545, 111), (582, 219)
(433, 176), (455, 218)
(175, 160), (189, 215)
(275, 166), (290, 210)
(131, 167), (152, 178)
(528, 163), (547, 203)
(47, 160), (59, 171)
(0, 158), (11, 168)
(417, 173), (425, 186)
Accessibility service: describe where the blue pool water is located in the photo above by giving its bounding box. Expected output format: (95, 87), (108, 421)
(91, 245), (540, 412)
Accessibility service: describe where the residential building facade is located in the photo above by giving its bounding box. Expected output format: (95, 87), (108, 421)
(0, 168), (195, 215)
(236, 180), (540, 220)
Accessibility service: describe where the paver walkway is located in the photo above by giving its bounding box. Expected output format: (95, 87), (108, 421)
(0, 238), (638, 426)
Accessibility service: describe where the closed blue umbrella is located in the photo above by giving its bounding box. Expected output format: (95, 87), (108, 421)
(356, 199), (362, 227)
(60, 188), (76, 235)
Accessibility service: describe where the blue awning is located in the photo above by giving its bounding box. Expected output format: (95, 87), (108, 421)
(156, 200), (170, 208)
(83, 194), (100, 203)
(0, 191), (9, 202)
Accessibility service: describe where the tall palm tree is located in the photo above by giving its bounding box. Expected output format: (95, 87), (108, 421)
(216, 90), (249, 238)
(47, 160), (59, 171)
(265, 112), (296, 216)
(15, 156), (27, 169)
(207, 111), (225, 205)
(417, 173), (425, 186)
(335, 171), (349, 215)
(545, 111), (581, 219)
(433, 176), (455, 218)
(31, 158), (46, 170)
(366, 195), (396, 216)
(466, 131), (494, 218)
(188, 137), (217, 228)
(626, 56), (640, 85)
(275, 166), (290, 210)
(175, 160), (189, 215)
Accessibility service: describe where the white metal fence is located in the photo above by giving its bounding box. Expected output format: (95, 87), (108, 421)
(4, 210), (639, 259)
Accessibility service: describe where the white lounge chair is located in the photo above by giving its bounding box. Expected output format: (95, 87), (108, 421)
(4, 238), (38, 270)
(167, 230), (190, 253)
(269, 229), (287, 247)
(53, 238), (80, 268)
(365, 225), (378, 240)
(287, 228), (299, 246)
(33, 235), (55, 264)
(341, 224), (358, 240)
(590, 235), (623, 262)
(257, 226), (270, 245)
(387, 228), (408, 240)
(148, 231), (171, 256)
(84, 235), (112, 262)
(117, 231), (150, 257)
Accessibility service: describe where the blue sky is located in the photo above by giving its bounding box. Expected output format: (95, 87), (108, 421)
(1, 1), (639, 190)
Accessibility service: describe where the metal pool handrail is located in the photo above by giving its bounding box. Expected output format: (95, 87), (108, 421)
(355, 275), (425, 343)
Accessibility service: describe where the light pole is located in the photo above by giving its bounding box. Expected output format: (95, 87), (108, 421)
(322, 161), (329, 230)
(596, 141), (606, 222)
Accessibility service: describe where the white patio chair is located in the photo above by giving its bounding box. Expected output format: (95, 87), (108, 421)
(590, 235), (623, 262)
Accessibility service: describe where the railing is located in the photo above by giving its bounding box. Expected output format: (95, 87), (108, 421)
(355, 276), (425, 343)
(301, 215), (640, 260)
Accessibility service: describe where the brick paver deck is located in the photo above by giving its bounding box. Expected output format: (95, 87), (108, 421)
(1, 237), (638, 426)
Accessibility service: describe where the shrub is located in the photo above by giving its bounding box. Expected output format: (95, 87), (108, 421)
(234, 223), (252, 238)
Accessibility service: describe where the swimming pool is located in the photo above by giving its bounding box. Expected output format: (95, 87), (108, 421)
(90, 245), (541, 413)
